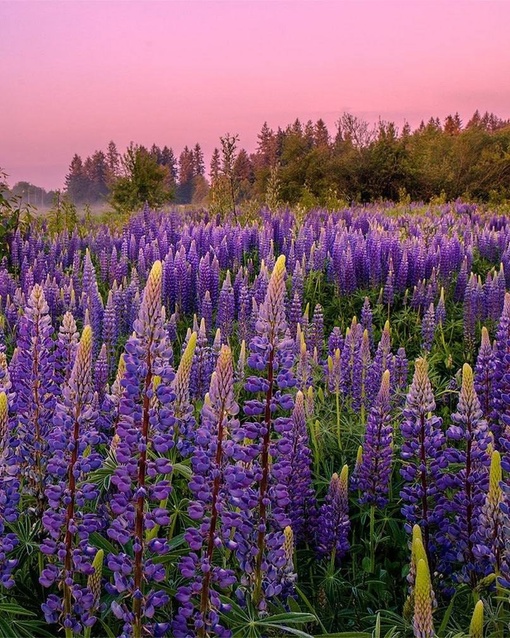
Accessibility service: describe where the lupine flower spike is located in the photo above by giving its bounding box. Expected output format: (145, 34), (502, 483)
(413, 558), (435, 638)
(469, 600), (484, 638)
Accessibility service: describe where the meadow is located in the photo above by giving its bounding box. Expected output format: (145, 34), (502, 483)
(0, 202), (508, 638)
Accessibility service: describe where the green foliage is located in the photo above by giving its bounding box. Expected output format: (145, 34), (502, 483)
(109, 144), (174, 213)
(0, 169), (33, 260)
(47, 191), (78, 235)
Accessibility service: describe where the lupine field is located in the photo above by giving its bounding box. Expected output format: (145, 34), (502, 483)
(1, 202), (510, 638)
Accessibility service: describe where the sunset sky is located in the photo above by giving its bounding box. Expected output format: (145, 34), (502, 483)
(2, 0), (510, 190)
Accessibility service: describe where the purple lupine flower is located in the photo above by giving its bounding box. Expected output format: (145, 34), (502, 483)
(309, 304), (324, 360)
(173, 332), (197, 457)
(357, 370), (393, 508)
(400, 358), (445, 559)
(435, 287), (446, 326)
(236, 339), (247, 384)
(0, 391), (20, 589)
(499, 474), (510, 588)
(280, 391), (317, 544)
(340, 319), (362, 400)
(201, 291), (213, 336)
(474, 326), (494, 420)
(463, 273), (478, 352)
(360, 296), (374, 351)
(190, 318), (215, 401)
(288, 292), (302, 339)
(103, 289), (118, 369)
(352, 329), (371, 421)
(54, 311), (79, 387)
(173, 345), (239, 638)
(490, 292), (510, 460)
(317, 466), (350, 562)
(473, 449), (505, 579)
(11, 284), (58, 516)
(454, 256), (468, 302)
(237, 255), (297, 610)
(217, 271), (235, 341)
(94, 343), (109, 403)
(295, 329), (311, 391)
(366, 320), (391, 409)
(81, 249), (104, 354)
(437, 363), (491, 585)
(421, 303), (435, 353)
(237, 282), (251, 344)
(327, 326), (344, 357)
(40, 325), (103, 634)
(383, 257), (395, 306)
(392, 347), (409, 406)
(106, 261), (175, 638)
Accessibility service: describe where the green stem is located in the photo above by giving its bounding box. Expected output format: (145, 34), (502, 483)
(336, 389), (342, 451)
(369, 505), (376, 574)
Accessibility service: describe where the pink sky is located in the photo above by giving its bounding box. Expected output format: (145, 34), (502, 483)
(2, 0), (510, 191)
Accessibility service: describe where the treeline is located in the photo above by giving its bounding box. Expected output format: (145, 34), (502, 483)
(12, 109), (510, 212)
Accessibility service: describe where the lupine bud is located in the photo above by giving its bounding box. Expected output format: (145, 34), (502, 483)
(469, 600), (484, 638)
(413, 558), (435, 638)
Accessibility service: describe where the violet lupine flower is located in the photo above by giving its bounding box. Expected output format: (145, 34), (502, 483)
(54, 311), (79, 387)
(106, 261), (176, 638)
(473, 449), (505, 579)
(490, 292), (510, 460)
(357, 370), (393, 508)
(173, 345), (239, 638)
(421, 303), (435, 352)
(400, 358), (445, 558)
(392, 347), (409, 406)
(474, 326), (494, 420)
(217, 271), (235, 341)
(236, 339), (247, 384)
(173, 332), (197, 457)
(463, 273), (478, 352)
(94, 343), (109, 403)
(327, 326), (344, 357)
(0, 351), (12, 395)
(288, 292), (302, 339)
(201, 291), (213, 336)
(39, 325), (103, 634)
(11, 284), (58, 517)
(352, 329), (371, 421)
(81, 249), (104, 354)
(103, 289), (118, 369)
(0, 391), (20, 589)
(309, 304), (324, 360)
(366, 320), (391, 409)
(238, 255), (297, 610)
(280, 391), (317, 544)
(190, 318), (215, 401)
(438, 364), (491, 585)
(435, 287), (446, 326)
(237, 283), (251, 344)
(340, 319), (362, 400)
(499, 478), (510, 589)
(295, 329), (311, 391)
(317, 466), (350, 563)
(327, 348), (341, 395)
(383, 258), (395, 306)
(360, 296), (374, 351)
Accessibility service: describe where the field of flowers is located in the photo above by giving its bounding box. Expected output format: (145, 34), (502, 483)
(0, 203), (509, 638)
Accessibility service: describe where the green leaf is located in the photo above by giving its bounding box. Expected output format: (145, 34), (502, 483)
(259, 612), (317, 625)
(99, 619), (117, 638)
